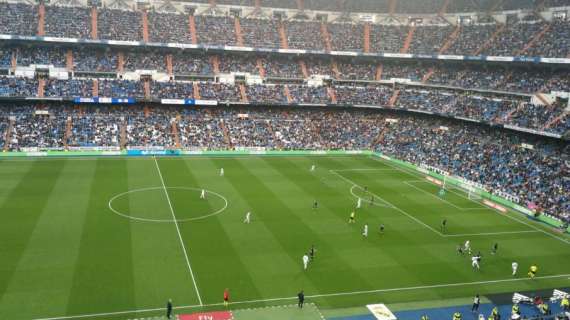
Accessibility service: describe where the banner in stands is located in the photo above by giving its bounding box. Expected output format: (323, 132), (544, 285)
(160, 99), (218, 106)
(2, 33), (569, 65)
(74, 97), (136, 104)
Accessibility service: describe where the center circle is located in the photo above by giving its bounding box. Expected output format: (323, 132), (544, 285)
(108, 187), (228, 222)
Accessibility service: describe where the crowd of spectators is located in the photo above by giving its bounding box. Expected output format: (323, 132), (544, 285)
(481, 21), (545, 57)
(44, 79), (93, 97)
(0, 3), (569, 58)
(151, 81), (194, 99)
(337, 61), (376, 80)
(73, 49), (117, 72)
(370, 24), (406, 54)
(69, 109), (121, 147)
(240, 18), (280, 49)
(0, 77), (38, 97)
(288, 85), (330, 104)
(98, 79), (145, 97)
(0, 103), (567, 220)
(172, 52), (212, 75)
(126, 110), (175, 148)
(7, 112), (67, 150)
(195, 15), (236, 46)
(335, 85), (391, 105)
(328, 23), (364, 52)
(97, 8), (143, 42)
(45, 5), (91, 39)
(262, 57), (302, 78)
(447, 24), (497, 55)
(16, 47), (66, 68)
(124, 51), (167, 72)
(0, 3), (37, 36)
(219, 55), (259, 74)
(148, 11), (193, 44)
(285, 20), (324, 51)
(246, 84), (286, 104)
(198, 82), (241, 101)
(376, 115), (569, 221)
(0, 49), (12, 69)
(178, 108), (227, 149)
(409, 25), (455, 55)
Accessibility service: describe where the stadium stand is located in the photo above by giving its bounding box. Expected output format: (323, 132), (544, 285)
(0, 0), (567, 224)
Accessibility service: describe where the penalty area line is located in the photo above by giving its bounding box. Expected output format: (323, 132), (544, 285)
(32, 274), (570, 320)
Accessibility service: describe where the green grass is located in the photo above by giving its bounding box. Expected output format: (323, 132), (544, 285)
(0, 155), (569, 320)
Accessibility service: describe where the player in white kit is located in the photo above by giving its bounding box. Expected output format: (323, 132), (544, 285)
(220, 168), (224, 176)
(357, 198), (362, 209)
(362, 224), (368, 237)
(464, 240), (471, 255)
(472, 255), (480, 270)
(200, 189), (206, 199)
(310, 165), (316, 171)
(512, 262), (518, 276)
(244, 212), (251, 224)
(302, 254), (309, 270)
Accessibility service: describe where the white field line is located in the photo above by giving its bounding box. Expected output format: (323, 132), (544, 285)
(153, 157), (203, 306)
(32, 274), (570, 320)
(349, 185), (393, 209)
(329, 170), (443, 236)
(403, 181), (483, 211)
(370, 156), (570, 245)
(330, 170), (395, 209)
(331, 170), (544, 238)
(443, 230), (540, 237)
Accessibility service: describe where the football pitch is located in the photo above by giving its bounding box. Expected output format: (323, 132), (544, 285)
(0, 155), (569, 320)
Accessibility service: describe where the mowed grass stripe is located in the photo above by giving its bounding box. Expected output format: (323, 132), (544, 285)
(176, 157), (321, 304)
(0, 160), (35, 206)
(0, 160), (66, 314)
(158, 158), (264, 305)
(262, 158), (442, 292)
(340, 169), (526, 234)
(210, 157), (333, 297)
(316, 157), (483, 290)
(230, 158), (386, 296)
(0, 160), (97, 319)
(65, 159), (137, 317)
(126, 159), (202, 309)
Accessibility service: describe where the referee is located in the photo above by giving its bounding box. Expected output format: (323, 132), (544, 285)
(298, 290), (305, 308)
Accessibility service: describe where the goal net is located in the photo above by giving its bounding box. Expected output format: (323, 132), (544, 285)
(442, 176), (482, 201)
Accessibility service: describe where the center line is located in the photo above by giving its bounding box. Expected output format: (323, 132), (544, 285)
(153, 156), (203, 306)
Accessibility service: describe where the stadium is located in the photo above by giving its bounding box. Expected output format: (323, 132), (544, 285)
(0, 0), (569, 319)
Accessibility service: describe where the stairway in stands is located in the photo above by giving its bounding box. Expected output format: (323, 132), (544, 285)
(320, 22), (332, 52)
(91, 6), (98, 39)
(193, 82), (201, 99)
(142, 11), (149, 42)
(37, 3), (45, 36)
(363, 23), (371, 53)
(515, 23), (551, 56)
(278, 21), (289, 49)
(234, 17), (245, 47)
(400, 25), (416, 54)
(188, 15), (198, 44)
(474, 24), (505, 56)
